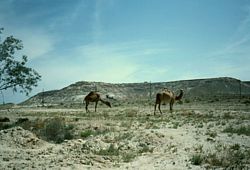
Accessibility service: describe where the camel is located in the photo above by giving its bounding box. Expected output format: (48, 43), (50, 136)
(84, 91), (111, 112)
(154, 89), (183, 115)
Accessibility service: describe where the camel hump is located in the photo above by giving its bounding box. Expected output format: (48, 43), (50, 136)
(163, 88), (171, 93)
(88, 91), (96, 95)
(86, 91), (99, 97)
(84, 91), (100, 101)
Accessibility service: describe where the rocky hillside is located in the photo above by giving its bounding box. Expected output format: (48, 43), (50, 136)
(22, 77), (250, 106)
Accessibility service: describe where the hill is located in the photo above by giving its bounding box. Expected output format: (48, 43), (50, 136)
(22, 77), (250, 106)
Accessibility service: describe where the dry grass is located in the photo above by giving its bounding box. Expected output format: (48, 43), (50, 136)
(0, 102), (250, 169)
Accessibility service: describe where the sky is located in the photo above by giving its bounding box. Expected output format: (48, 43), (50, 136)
(0, 0), (250, 103)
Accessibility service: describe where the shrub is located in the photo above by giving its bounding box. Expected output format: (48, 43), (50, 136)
(80, 128), (108, 139)
(80, 129), (95, 138)
(96, 144), (119, 156)
(223, 125), (250, 136)
(122, 152), (137, 162)
(138, 143), (153, 154)
(0, 122), (14, 130)
(43, 118), (74, 143)
(242, 99), (250, 105)
(191, 154), (203, 165)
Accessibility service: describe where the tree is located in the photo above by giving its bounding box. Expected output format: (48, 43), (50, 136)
(0, 28), (41, 95)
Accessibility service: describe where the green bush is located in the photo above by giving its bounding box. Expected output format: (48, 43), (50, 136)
(190, 154), (203, 165)
(43, 118), (74, 143)
(80, 129), (95, 138)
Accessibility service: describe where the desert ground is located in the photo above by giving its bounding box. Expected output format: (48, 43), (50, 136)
(0, 101), (250, 169)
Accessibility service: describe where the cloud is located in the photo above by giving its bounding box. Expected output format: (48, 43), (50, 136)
(0, 28), (56, 60)
(35, 40), (173, 91)
(0, 1), (57, 60)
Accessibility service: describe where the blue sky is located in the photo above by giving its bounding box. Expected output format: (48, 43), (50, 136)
(1, 0), (250, 103)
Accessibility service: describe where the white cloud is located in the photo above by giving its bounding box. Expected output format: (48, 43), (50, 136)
(35, 40), (173, 91)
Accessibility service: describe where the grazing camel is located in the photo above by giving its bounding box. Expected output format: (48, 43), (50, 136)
(84, 91), (111, 112)
(154, 89), (183, 115)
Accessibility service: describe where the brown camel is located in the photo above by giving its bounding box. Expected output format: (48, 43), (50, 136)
(84, 91), (111, 112)
(154, 89), (183, 115)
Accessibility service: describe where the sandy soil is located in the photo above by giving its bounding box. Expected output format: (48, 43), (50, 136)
(0, 103), (250, 169)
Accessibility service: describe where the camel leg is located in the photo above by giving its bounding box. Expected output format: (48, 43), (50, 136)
(85, 101), (89, 113)
(95, 101), (98, 112)
(170, 100), (174, 112)
(158, 103), (162, 114)
(154, 104), (157, 115)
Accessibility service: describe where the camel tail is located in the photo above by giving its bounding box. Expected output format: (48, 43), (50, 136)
(175, 89), (183, 101)
(100, 99), (112, 108)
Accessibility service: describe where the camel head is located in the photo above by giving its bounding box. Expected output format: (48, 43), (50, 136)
(175, 89), (184, 101)
(105, 101), (112, 108)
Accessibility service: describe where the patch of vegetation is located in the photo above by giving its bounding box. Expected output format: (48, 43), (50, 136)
(230, 143), (240, 150)
(209, 98), (219, 103)
(95, 144), (119, 156)
(205, 130), (217, 138)
(120, 121), (132, 128)
(80, 128), (108, 139)
(43, 118), (74, 143)
(195, 123), (203, 128)
(0, 117), (75, 144)
(171, 121), (183, 129)
(184, 99), (191, 103)
(80, 129), (95, 138)
(194, 144), (203, 153)
(190, 154), (203, 165)
(122, 152), (137, 162)
(114, 132), (133, 141)
(138, 143), (154, 154)
(191, 143), (250, 168)
(0, 122), (14, 130)
(242, 99), (250, 105)
(223, 125), (250, 136)
(222, 112), (234, 119)
(204, 149), (246, 168)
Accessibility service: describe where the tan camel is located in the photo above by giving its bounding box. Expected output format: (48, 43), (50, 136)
(84, 91), (111, 112)
(154, 89), (183, 115)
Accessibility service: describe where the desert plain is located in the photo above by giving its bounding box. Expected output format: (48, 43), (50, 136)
(0, 99), (250, 170)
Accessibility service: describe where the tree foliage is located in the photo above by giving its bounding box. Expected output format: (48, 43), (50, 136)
(0, 28), (41, 95)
